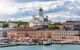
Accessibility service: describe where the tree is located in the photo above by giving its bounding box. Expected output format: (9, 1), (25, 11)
(3, 22), (9, 28)
(16, 21), (29, 27)
(48, 24), (58, 30)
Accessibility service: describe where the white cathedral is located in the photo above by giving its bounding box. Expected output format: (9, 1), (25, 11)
(29, 8), (50, 29)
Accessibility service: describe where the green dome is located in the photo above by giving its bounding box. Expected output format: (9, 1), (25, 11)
(39, 8), (43, 11)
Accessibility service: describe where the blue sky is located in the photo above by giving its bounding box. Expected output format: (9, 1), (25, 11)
(0, 0), (80, 22)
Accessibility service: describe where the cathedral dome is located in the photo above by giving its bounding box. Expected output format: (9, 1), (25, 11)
(39, 8), (43, 11)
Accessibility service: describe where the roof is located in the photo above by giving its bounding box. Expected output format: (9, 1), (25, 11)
(66, 21), (80, 23)
(0, 21), (28, 23)
(7, 27), (37, 31)
(16, 27), (37, 31)
(0, 21), (6, 23)
(39, 8), (43, 11)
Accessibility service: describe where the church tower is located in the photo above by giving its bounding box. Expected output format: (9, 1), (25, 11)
(39, 8), (44, 21)
(39, 8), (43, 17)
(44, 16), (48, 22)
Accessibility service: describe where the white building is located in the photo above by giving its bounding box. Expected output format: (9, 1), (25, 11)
(29, 8), (50, 28)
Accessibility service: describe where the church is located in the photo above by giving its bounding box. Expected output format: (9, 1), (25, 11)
(29, 8), (50, 29)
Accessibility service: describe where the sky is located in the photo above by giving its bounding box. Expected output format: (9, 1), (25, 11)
(0, 0), (80, 22)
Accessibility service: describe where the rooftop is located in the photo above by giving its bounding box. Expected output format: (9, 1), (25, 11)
(66, 21), (80, 23)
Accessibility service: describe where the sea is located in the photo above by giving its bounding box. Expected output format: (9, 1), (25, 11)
(0, 44), (80, 50)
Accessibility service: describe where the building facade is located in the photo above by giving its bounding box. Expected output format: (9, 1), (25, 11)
(7, 28), (51, 39)
(29, 8), (50, 28)
(7, 28), (37, 39)
(0, 21), (29, 28)
(57, 21), (80, 30)
(51, 30), (80, 43)
(7, 28), (80, 43)
(0, 28), (8, 39)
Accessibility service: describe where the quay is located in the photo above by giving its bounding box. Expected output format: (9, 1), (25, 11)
(0, 38), (80, 47)
(0, 43), (17, 47)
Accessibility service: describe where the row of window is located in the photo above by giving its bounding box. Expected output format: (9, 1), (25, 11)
(53, 31), (78, 34)
(52, 34), (76, 36)
(52, 37), (79, 39)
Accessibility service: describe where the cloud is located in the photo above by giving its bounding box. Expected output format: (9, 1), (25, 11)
(47, 12), (80, 22)
(0, 0), (11, 2)
(13, 0), (56, 2)
(16, 16), (32, 21)
(0, 1), (64, 17)
(0, 0), (80, 22)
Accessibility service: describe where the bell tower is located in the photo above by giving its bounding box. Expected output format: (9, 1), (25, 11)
(39, 8), (44, 21)
(39, 8), (43, 17)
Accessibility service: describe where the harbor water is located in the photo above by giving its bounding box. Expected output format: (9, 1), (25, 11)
(0, 44), (80, 50)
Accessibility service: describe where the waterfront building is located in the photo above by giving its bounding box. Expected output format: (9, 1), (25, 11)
(17, 28), (36, 39)
(51, 30), (80, 43)
(7, 28), (51, 39)
(7, 28), (17, 39)
(7, 27), (80, 44)
(7, 28), (37, 39)
(36, 30), (51, 38)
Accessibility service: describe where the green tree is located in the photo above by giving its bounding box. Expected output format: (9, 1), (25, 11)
(3, 22), (9, 28)
(48, 24), (58, 30)
(16, 21), (29, 27)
